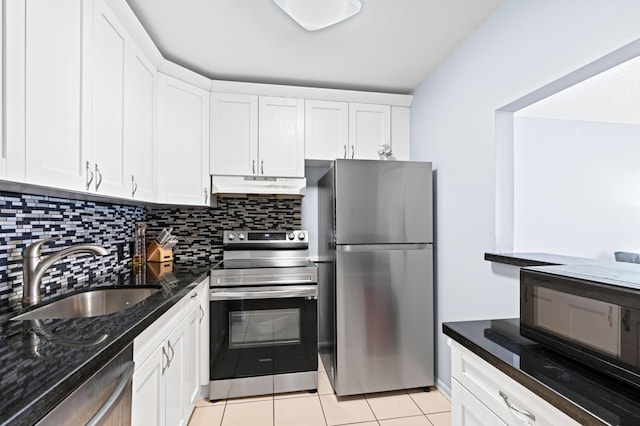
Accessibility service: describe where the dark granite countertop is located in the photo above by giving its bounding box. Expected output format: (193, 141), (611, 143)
(444, 319), (640, 426)
(484, 252), (610, 267)
(0, 259), (212, 426)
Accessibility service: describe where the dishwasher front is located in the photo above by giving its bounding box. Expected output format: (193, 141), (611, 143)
(38, 343), (134, 426)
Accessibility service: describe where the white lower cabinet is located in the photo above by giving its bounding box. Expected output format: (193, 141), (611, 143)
(132, 315), (188, 426)
(452, 379), (507, 426)
(132, 278), (209, 425)
(450, 340), (579, 426)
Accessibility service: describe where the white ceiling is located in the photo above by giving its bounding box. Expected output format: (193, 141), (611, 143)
(125, 0), (504, 94)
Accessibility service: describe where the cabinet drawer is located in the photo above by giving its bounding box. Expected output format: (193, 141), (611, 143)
(451, 341), (579, 426)
(452, 378), (507, 426)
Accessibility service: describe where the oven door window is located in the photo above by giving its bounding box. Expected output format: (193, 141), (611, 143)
(210, 296), (317, 380)
(230, 308), (301, 348)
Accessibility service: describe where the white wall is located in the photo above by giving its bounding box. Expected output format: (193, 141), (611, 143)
(514, 116), (640, 259)
(409, 0), (640, 396)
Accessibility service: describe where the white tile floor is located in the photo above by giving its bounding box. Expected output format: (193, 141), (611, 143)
(189, 357), (451, 426)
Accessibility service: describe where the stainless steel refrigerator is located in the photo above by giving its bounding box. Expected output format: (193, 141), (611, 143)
(317, 159), (434, 396)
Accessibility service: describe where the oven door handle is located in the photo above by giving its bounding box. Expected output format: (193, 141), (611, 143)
(210, 285), (317, 301)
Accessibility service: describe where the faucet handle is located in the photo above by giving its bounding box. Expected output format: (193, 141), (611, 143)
(24, 237), (62, 258)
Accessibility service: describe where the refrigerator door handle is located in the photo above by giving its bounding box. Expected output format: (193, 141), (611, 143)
(337, 243), (429, 252)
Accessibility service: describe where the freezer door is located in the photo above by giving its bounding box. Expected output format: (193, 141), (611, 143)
(335, 159), (432, 244)
(334, 243), (434, 395)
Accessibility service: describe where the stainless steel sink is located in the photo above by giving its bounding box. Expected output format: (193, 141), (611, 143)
(12, 287), (160, 320)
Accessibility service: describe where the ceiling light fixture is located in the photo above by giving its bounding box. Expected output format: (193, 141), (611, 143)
(272, 0), (362, 32)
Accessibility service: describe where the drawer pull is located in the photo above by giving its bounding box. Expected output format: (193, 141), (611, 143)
(499, 390), (535, 422)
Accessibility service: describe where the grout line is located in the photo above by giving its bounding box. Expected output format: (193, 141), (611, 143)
(317, 391), (330, 426)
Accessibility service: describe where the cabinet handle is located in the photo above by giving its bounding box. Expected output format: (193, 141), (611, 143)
(131, 175), (137, 197)
(351, 145), (354, 159)
(191, 292), (198, 299)
(499, 391), (535, 422)
(199, 305), (205, 323)
(85, 161), (94, 190)
(261, 160), (264, 175)
(167, 340), (175, 364)
(343, 145), (347, 159)
(204, 188), (208, 204)
(162, 346), (169, 375)
(95, 163), (103, 191)
(252, 160), (256, 174)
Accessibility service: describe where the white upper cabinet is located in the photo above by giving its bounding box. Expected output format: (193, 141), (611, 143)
(304, 101), (410, 163)
(258, 97), (305, 178)
(304, 100), (349, 162)
(348, 103), (391, 160)
(0, 4), (5, 180)
(124, 45), (157, 201)
(210, 94), (304, 179)
(391, 106), (410, 161)
(88, 0), (128, 197)
(210, 93), (258, 176)
(18, 0), (85, 190)
(156, 74), (210, 206)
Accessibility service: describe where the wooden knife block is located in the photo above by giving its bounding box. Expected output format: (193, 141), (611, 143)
(146, 241), (174, 263)
(146, 260), (173, 281)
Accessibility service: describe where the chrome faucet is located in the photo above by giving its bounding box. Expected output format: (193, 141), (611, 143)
(22, 237), (109, 306)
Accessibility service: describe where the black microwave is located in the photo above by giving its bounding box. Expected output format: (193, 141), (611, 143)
(520, 264), (640, 389)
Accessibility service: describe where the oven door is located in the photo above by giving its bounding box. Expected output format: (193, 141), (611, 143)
(209, 285), (318, 381)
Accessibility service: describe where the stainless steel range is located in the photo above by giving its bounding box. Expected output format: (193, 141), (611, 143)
(209, 230), (318, 401)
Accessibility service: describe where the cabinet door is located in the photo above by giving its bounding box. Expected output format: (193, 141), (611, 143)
(199, 279), (210, 387)
(259, 97), (305, 178)
(305, 100), (349, 161)
(124, 45), (156, 201)
(157, 74), (210, 205)
(185, 305), (201, 411)
(0, 4), (5, 179)
(132, 344), (167, 426)
(390, 106), (410, 160)
(89, 0), (127, 197)
(22, 0), (84, 190)
(348, 103), (390, 160)
(165, 316), (188, 426)
(210, 93), (257, 176)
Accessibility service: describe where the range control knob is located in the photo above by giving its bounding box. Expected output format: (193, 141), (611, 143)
(297, 232), (305, 240)
(238, 233), (245, 240)
(288, 232), (296, 240)
(227, 233), (235, 241)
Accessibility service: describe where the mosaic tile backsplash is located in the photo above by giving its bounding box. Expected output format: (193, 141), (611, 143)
(146, 195), (302, 261)
(0, 192), (301, 311)
(0, 191), (146, 311)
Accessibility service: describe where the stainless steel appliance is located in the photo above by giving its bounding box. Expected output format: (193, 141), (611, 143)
(317, 159), (434, 396)
(38, 344), (133, 426)
(209, 230), (318, 400)
(521, 264), (640, 390)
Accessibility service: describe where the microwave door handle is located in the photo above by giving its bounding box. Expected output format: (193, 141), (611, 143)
(210, 286), (317, 301)
(623, 309), (631, 331)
